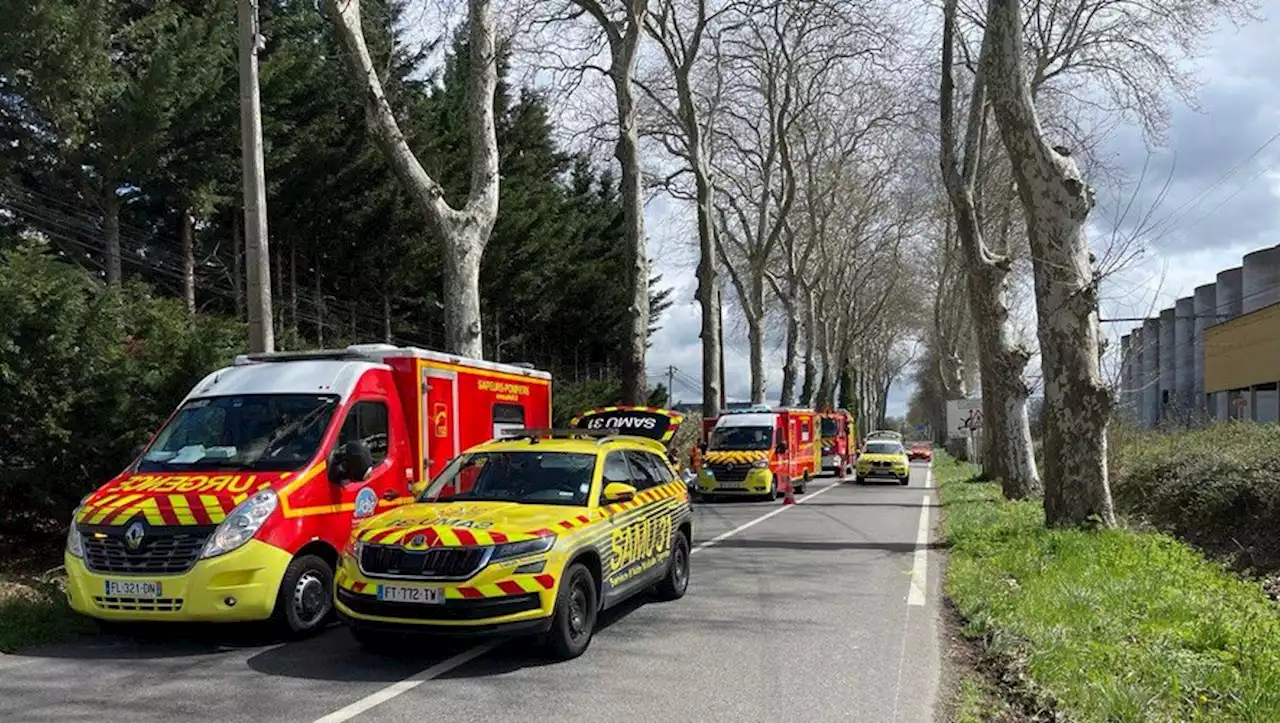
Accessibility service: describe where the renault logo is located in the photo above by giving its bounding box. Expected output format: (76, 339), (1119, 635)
(410, 535), (426, 547)
(124, 521), (146, 551)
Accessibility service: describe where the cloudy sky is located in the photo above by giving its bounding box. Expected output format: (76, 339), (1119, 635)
(644, 0), (1280, 415)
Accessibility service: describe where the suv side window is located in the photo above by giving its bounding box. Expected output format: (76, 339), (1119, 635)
(624, 451), (663, 490)
(646, 453), (676, 483)
(602, 451), (634, 485)
(336, 401), (389, 465)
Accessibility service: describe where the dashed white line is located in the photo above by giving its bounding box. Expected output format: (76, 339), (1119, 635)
(907, 494), (931, 606)
(690, 481), (840, 555)
(312, 641), (498, 723)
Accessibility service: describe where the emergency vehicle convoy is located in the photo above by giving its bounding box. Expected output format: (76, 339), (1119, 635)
(819, 409), (857, 476)
(64, 344), (551, 636)
(696, 406), (821, 499)
(336, 428), (693, 659)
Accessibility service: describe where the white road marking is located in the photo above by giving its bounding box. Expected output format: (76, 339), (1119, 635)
(312, 641), (499, 723)
(907, 494), (931, 606)
(691, 481), (840, 555)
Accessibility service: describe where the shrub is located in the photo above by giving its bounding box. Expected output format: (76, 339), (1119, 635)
(1110, 422), (1280, 574)
(0, 243), (244, 533)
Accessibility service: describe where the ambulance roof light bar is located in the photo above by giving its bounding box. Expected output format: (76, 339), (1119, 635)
(501, 428), (619, 444)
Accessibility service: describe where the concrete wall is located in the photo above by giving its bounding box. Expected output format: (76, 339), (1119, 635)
(1141, 317), (1161, 427)
(1158, 308), (1176, 423)
(1192, 283), (1216, 415)
(1130, 327), (1144, 424)
(1213, 267), (1243, 420)
(1242, 244), (1280, 314)
(1174, 296), (1194, 419)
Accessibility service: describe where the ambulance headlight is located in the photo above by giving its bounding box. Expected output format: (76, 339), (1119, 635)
(66, 523), (84, 558)
(202, 490), (278, 558)
(491, 535), (555, 562)
(752, 458), (769, 469)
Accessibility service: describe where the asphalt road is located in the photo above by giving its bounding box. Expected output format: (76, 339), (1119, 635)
(0, 463), (941, 723)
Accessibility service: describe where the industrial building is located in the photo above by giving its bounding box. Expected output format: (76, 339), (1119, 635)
(1120, 243), (1280, 427)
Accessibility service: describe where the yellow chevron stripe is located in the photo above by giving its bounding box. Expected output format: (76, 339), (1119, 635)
(200, 494), (228, 524)
(88, 494), (142, 524)
(168, 495), (198, 525)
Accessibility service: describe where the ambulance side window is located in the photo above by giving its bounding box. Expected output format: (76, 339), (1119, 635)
(800, 421), (811, 443)
(336, 401), (389, 466)
(492, 403), (525, 439)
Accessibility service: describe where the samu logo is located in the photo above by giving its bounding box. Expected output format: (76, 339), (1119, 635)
(353, 487), (378, 519)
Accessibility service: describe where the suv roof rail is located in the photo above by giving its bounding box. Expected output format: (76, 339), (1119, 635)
(500, 428), (618, 443)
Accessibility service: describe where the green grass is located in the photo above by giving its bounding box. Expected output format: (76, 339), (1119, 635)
(953, 672), (1015, 723)
(936, 455), (1280, 722)
(0, 575), (94, 653)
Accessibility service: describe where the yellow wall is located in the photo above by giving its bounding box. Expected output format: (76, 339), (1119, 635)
(1204, 302), (1280, 392)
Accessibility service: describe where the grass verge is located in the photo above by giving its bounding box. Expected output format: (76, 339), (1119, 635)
(0, 572), (94, 653)
(935, 455), (1280, 721)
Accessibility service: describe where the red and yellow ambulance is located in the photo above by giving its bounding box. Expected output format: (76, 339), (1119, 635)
(63, 344), (550, 636)
(695, 406), (821, 499)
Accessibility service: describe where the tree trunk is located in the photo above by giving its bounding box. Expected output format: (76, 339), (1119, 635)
(779, 297), (799, 406)
(315, 253), (324, 347)
(695, 159), (722, 419)
(288, 239), (298, 339)
(816, 328), (834, 410)
(612, 53), (649, 404)
(746, 312), (766, 404)
(104, 187), (121, 286)
(941, 0), (1040, 498)
(984, 0), (1113, 526)
(838, 364), (854, 411)
(325, 0), (498, 359)
(181, 207), (195, 313)
(232, 209), (244, 320)
(801, 288), (817, 406)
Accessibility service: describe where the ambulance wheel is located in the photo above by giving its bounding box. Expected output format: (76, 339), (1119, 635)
(654, 531), (690, 601)
(273, 554), (334, 638)
(542, 563), (597, 660)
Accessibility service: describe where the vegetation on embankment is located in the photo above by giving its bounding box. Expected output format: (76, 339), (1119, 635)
(0, 573), (93, 653)
(937, 455), (1280, 721)
(1109, 422), (1280, 576)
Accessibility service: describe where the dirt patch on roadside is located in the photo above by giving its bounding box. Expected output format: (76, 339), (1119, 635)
(936, 597), (1052, 723)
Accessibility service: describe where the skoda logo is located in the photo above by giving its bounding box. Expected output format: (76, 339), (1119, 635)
(124, 521), (146, 551)
(410, 534), (426, 547)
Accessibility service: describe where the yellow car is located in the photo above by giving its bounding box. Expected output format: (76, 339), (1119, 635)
(854, 439), (911, 485)
(335, 430), (693, 659)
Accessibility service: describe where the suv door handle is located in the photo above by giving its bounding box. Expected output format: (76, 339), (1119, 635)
(382, 489), (400, 501)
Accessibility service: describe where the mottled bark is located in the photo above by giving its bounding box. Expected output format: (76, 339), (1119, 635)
(940, 0), (1040, 498)
(181, 208), (195, 313)
(801, 287), (818, 406)
(779, 299), (799, 406)
(326, 0), (498, 358)
(104, 188), (121, 286)
(984, 0), (1113, 526)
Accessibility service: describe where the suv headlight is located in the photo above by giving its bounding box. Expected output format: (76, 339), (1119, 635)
(491, 535), (555, 562)
(201, 489), (278, 558)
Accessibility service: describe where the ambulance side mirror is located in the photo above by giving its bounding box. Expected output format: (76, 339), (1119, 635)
(333, 441), (374, 484)
(602, 482), (637, 503)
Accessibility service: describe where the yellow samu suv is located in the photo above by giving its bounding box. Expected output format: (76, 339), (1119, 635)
(335, 428), (693, 659)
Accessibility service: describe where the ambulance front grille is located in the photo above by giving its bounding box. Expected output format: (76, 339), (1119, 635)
(707, 464), (750, 482)
(359, 545), (490, 581)
(93, 596), (184, 612)
(81, 526), (213, 575)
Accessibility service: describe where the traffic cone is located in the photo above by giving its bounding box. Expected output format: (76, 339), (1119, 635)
(783, 479), (796, 505)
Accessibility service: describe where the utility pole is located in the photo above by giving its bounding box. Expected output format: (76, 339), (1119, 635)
(238, 0), (274, 352)
(667, 365), (676, 406)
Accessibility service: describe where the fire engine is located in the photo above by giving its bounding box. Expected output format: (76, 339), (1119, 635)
(819, 409), (857, 477)
(696, 406), (821, 499)
(63, 344), (551, 636)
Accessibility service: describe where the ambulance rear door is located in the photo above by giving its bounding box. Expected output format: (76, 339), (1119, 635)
(422, 367), (459, 481)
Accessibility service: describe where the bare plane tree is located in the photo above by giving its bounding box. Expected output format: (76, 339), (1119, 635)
(326, 0), (499, 358)
(940, 0), (1041, 498)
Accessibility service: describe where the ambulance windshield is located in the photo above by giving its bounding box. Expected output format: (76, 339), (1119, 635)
(423, 451), (597, 506)
(138, 394), (339, 472)
(708, 426), (773, 451)
(820, 418), (838, 437)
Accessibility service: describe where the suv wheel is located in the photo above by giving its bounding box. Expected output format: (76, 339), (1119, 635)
(542, 563), (598, 660)
(654, 532), (690, 601)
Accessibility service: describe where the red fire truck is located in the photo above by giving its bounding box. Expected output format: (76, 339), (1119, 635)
(64, 344), (550, 636)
